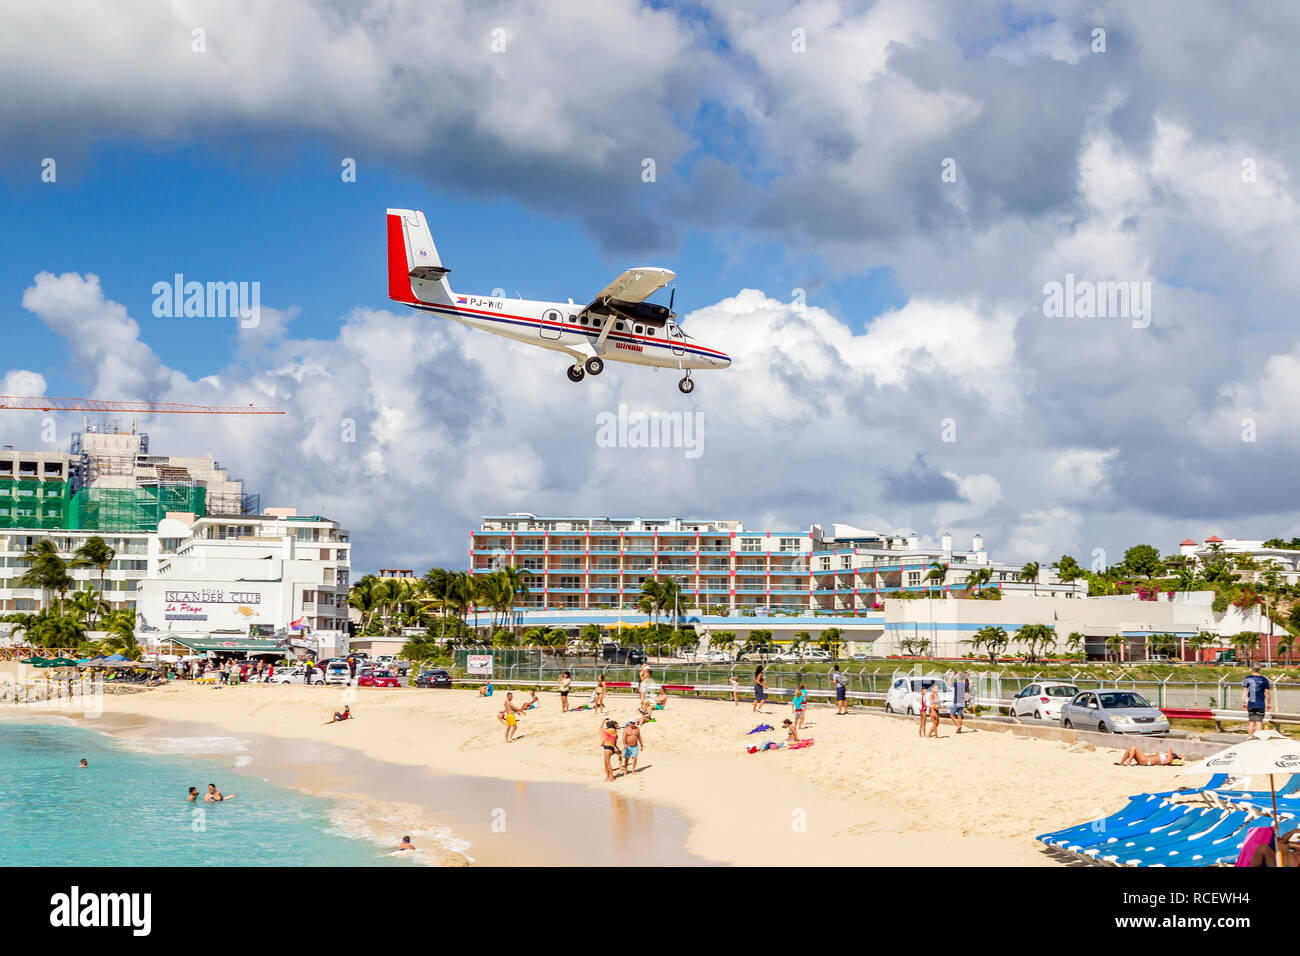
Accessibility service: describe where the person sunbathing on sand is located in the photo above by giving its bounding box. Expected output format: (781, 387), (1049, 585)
(204, 783), (236, 802)
(654, 688), (668, 709)
(636, 698), (654, 724)
(326, 705), (352, 724)
(477, 682), (494, 698)
(1116, 745), (1182, 766)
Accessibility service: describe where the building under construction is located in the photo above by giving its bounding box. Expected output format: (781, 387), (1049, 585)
(0, 421), (260, 533)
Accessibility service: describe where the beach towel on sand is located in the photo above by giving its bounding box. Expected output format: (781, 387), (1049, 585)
(748, 724), (774, 734)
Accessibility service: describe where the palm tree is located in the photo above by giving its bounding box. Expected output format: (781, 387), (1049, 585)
(348, 575), (380, 633)
(68, 588), (108, 627)
(1231, 631), (1261, 665)
(17, 538), (73, 613)
(1105, 634), (1126, 664)
(925, 561), (949, 597)
(73, 536), (116, 624)
(969, 625), (1008, 664)
(656, 577), (684, 632)
(964, 567), (993, 597)
(1018, 561), (1040, 595)
(819, 626), (844, 659)
(790, 629), (810, 658)
(1276, 633), (1295, 667)
(639, 579), (664, 628)
(1016, 623), (1054, 662)
(1065, 631), (1086, 660)
(1174, 566), (1203, 593)
(1053, 554), (1083, 584)
(499, 565), (531, 637)
(101, 609), (140, 659)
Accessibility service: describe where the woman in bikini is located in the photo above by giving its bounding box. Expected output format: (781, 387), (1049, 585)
(1116, 745), (1182, 766)
(918, 685), (928, 737)
(926, 685), (940, 738)
(600, 719), (620, 781)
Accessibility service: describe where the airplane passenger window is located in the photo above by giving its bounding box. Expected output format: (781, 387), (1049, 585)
(646, 328), (656, 336)
(635, 325), (644, 334)
(616, 322), (624, 331)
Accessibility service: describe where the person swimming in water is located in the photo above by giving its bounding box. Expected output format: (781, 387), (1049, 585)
(79, 758), (88, 768)
(398, 835), (415, 851)
(204, 783), (236, 802)
(187, 787), (199, 802)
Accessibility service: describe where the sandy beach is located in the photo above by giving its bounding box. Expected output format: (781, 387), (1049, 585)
(12, 681), (1201, 867)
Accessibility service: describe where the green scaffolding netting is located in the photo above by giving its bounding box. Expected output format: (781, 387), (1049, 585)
(0, 480), (207, 531)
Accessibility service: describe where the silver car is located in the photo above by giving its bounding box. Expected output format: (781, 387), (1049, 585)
(1059, 689), (1170, 735)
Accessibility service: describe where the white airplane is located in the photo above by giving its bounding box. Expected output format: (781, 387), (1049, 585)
(386, 208), (730, 393)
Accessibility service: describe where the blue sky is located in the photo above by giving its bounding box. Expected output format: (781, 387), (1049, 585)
(0, 139), (907, 402)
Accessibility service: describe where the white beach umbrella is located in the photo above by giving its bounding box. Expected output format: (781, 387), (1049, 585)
(1178, 730), (1300, 865)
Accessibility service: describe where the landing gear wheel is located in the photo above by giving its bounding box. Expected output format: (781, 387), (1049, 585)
(584, 357), (604, 376)
(678, 375), (694, 394)
(566, 365), (585, 383)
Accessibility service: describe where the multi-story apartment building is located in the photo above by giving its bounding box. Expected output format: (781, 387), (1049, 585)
(469, 515), (1083, 614)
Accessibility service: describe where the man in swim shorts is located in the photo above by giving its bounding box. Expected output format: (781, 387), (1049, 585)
(831, 665), (848, 715)
(948, 672), (968, 733)
(1242, 665), (1272, 735)
(621, 720), (644, 775)
(500, 692), (521, 742)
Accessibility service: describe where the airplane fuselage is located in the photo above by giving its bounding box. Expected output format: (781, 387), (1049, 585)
(405, 290), (730, 371)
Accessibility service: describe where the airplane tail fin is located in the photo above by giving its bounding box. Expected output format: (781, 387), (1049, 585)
(386, 208), (453, 305)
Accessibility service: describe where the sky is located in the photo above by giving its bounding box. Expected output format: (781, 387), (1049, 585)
(2, 0), (1299, 574)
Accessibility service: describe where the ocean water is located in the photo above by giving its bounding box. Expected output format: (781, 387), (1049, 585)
(0, 722), (415, 866)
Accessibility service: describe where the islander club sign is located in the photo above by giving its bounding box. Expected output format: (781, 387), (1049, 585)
(163, 588), (264, 623)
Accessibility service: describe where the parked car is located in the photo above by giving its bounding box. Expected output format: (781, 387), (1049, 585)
(884, 676), (953, 716)
(697, 650), (734, 663)
(774, 648), (832, 663)
(1010, 681), (1080, 721)
(601, 642), (646, 665)
(1059, 689), (1170, 735)
(323, 660), (353, 685)
(267, 666), (308, 685)
(415, 669), (453, 688)
(357, 669), (401, 688)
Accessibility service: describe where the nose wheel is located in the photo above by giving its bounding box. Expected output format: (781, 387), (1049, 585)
(677, 374), (694, 394)
(584, 357), (604, 376)
(566, 364), (585, 383)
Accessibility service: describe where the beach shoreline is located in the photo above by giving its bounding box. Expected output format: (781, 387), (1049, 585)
(2, 682), (1186, 866)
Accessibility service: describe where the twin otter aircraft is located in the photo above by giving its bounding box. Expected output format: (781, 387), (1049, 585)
(387, 208), (730, 393)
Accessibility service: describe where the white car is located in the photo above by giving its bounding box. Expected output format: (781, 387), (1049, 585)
(267, 666), (308, 685)
(698, 650), (734, 663)
(774, 648), (832, 663)
(323, 661), (353, 685)
(1010, 681), (1079, 721)
(884, 676), (954, 716)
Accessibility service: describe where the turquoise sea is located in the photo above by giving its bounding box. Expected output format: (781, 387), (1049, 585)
(0, 721), (413, 866)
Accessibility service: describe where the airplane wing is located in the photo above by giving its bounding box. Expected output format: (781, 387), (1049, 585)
(580, 268), (676, 352)
(581, 268), (675, 315)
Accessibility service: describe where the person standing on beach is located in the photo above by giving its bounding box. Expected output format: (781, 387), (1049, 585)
(639, 660), (652, 702)
(621, 720), (644, 775)
(918, 682), (928, 737)
(792, 683), (808, 731)
(499, 692), (522, 742)
(558, 671), (572, 713)
(600, 719), (620, 781)
(730, 674), (739, 706)
(1242, 665), (1272, 735)
(753, 666), (768, 714)
(594, 675), (608, 713)
(926, 685), (941, 738)
(949, 672), (968, 733)
(831, 665), (848, 715)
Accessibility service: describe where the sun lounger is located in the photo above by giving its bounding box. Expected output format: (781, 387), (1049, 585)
(1075, 804), (1216, 859)
(1099, 808), (1249, 866)
(1059, 802), (1194, 854)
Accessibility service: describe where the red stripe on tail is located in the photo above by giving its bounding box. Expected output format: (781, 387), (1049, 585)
(387, 213), (417, 303)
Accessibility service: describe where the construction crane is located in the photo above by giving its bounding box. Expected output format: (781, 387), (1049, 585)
(0, 396), (284, 414)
